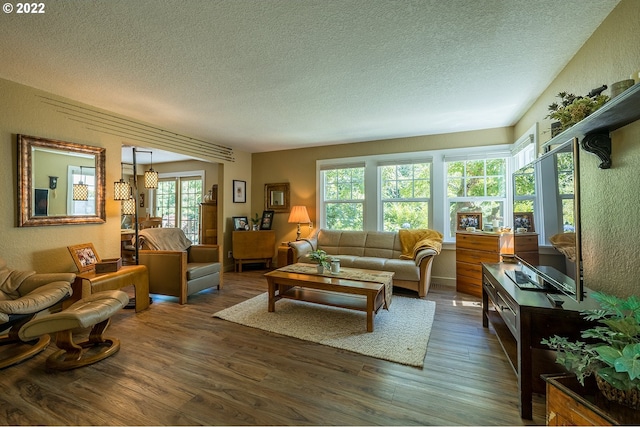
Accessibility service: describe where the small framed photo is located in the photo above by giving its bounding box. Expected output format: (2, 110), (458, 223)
(233, 180), (246, 203)
(67, 243), (101, 272)
(260, 210), (275, 230)
(233, 216), (249, 231)
(514, 212), (535, 232)
(456, 212), (482, 231)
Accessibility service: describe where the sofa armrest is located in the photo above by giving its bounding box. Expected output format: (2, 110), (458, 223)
(188, 245), (220, 263)
(415, 249), (438, 297)
(414, 248), (438, 267)
(138, 250), (187, 291)
(288, 238), (315, 262)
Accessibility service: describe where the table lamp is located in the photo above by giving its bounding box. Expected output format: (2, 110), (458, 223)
(288, 205), (310, 240)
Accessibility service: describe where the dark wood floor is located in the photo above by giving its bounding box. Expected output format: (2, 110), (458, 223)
(1, 269), (546, 425)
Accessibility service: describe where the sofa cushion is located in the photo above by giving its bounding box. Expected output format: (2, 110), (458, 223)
(186, 262), (220, 281)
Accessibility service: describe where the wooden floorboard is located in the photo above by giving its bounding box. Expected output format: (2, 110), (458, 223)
(0, 269), (546, 425)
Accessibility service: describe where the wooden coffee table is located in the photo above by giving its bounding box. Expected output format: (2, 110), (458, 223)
(264, 263), (394, 332)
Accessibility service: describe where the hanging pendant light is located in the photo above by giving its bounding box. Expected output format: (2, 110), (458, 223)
(72, 166), (89, 201)
(114, 163), (131, 201)
(144, 151), (158, 189)
(122, 196), (136, 215)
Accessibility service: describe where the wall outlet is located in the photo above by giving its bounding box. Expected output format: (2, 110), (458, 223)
(227, 251), (233, 259)
(309, 221), (313, 229)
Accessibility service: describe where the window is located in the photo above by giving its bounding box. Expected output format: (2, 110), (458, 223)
(380, 162), (431, 231)
(316, 145), (512, 240)
(556, 151), (575, 232)
(321, 166), (364, 230)
(155, 171), (204, 243)
(445, 157), (507, 238)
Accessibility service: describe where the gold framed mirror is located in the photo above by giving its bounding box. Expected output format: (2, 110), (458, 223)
(17, 134), (106, 227)
(264, 182), (290, 213)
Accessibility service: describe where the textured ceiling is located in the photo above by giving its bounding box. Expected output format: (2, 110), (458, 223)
(0, 0), (620, 154)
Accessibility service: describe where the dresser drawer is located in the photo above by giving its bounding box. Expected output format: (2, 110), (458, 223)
(457, 232), (512, 253)
(514, 234), (539, 252)
(456, 261), (482, 280)
(456, 275), (482, 297)
(457, 248), (501, 264)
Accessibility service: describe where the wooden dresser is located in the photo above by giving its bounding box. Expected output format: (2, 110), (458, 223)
(232, 230), (276, 272)
(456, 231), (539, 297)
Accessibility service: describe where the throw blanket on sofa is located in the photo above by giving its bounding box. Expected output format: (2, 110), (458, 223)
(138, 228), (192, 251)
(398, 229), (443, 260)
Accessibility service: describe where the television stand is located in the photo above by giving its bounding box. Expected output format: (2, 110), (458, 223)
(481, 262), (599, 419)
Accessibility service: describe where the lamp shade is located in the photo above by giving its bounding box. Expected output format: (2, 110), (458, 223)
(72, 181), (89, 201)
(122, 197), (136, 215)
(114, 179), (130, 200)
(144, 168), (158, 189)
(288, 206), (310, 224)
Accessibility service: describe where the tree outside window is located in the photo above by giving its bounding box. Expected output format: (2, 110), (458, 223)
(322, 167), (364, 230)
(380, 162), (430, 231)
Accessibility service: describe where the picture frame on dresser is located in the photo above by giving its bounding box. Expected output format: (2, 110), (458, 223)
(233, 216), (249, 231)
(456, 212), (482, 230)
(514, 212), (535, 232)
(260, 210), (275, 230)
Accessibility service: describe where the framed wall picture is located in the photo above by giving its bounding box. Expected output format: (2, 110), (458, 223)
(260, 210), (275, 230)
(67, 242), (101, 272)
(514, 212), (535, 232)
(233, 180), (246, 203)
(456, 212), (482, 230)
(233, 216), (249, 231)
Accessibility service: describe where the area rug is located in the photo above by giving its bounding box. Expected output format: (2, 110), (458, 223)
(213, 293), (436, 367)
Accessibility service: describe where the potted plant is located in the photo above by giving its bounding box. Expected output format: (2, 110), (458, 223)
(542, 292), (640, 409)
(309, 249), (331, 273)
(250, 213), (261, 231)
(546, 89), (609, 134)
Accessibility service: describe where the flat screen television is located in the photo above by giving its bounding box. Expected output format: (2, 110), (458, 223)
(511, 138), (583, 301)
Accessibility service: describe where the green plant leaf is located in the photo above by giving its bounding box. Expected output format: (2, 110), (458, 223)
(616, 344), (640, 380)
(594, 345), (621, 367)
(598, 367), (636, 390)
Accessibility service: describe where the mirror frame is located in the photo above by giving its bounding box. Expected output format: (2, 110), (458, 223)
(17, 134), (106, 227)
(264, 182), (290, 213)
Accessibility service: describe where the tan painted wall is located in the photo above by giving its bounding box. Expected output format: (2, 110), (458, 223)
(0, 78), (250, 274)
(251, 127), (513, 283)
(515, 0), (640, 297)
(252, 0), (640, 294)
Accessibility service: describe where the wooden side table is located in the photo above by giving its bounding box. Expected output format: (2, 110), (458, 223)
(232, 230), (276, 272)
(277, 242), (294, 267)
(68, 265), (150, 312)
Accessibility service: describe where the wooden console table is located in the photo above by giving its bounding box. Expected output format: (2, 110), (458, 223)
(67, 265), (150, 312)
(481, 262), (599, 419)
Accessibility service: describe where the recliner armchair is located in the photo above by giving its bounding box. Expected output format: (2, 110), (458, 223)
(0, 257), (75, 368)
(137, 228), (222, 304)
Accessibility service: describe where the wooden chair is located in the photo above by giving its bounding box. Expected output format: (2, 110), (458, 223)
(139, 217), (162, 229)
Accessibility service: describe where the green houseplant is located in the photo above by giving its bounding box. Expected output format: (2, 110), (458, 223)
(309, 249), (331, 271)
(250, 213), (261, 230)
(546, 90), (609, 132)
(542, 292), (640, 408)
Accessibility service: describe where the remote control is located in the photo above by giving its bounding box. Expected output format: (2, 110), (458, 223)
(546, 293), (564, 307)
